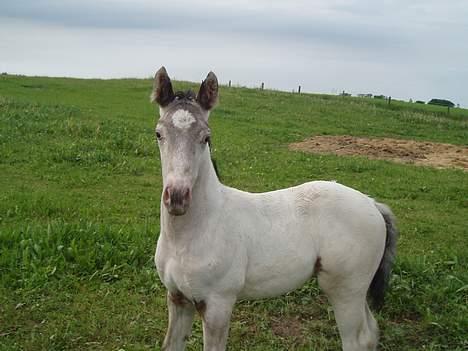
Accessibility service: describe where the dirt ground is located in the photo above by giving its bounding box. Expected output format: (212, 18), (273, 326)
(289, 135), (468, 171)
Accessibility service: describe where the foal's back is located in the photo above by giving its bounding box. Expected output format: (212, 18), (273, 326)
(222, 180), (386, 300)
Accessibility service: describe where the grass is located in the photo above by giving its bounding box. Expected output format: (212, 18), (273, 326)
(0, 74), (467, 350)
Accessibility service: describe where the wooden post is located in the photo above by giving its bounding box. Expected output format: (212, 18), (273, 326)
(261, 82), (264, 90)
(298, 85), (301, 94)
(447, 106), (450, 115)
(228, 80), (231, 88)
(388, 96), (392, 105)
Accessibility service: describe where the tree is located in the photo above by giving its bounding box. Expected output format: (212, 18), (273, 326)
(428, 99), (455, 108)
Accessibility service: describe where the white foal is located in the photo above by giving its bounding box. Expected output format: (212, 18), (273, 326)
(152, 67), (398, 351)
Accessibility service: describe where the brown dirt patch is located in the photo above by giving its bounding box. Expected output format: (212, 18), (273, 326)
(270, 316), (304, 339)
(289, 136), (468, 171)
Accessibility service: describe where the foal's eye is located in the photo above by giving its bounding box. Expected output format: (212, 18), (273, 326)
(156, 131), (162, 140)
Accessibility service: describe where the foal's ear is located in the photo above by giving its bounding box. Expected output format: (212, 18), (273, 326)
(197, 72), (218, 111)
(151, 66), (175, 107)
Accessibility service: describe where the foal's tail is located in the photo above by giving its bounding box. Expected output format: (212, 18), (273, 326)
(369, 202), (398, 310)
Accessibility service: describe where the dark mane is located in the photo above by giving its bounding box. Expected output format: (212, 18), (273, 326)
(207, 140), (221, 180)
(211, 157), (221, 180)
(174, 90), (196, 101)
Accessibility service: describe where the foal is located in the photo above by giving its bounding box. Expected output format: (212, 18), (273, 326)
(152, 67), (398, 351)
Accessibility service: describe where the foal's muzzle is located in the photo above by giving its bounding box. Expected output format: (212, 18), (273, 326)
(163, 186), (192, 216)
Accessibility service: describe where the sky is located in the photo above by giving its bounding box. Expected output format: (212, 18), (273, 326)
(1, 0), (467, 106)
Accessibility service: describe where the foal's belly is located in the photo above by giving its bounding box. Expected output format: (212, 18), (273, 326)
(239, 250), (318, 300)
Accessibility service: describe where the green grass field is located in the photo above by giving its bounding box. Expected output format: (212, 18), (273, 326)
(0, 74), (467, 350)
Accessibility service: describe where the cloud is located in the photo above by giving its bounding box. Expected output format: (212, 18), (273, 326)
(2, 0), (467, 62)
(1, 0), (467, 105)
(0, 1), (436, 47)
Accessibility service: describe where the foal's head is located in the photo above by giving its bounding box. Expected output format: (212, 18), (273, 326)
(151, 67), (218, 216)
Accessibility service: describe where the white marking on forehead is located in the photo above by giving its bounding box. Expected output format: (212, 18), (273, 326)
(171, 109), (196, 130)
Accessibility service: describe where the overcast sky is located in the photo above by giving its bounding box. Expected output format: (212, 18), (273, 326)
(1, 0), (467, 106)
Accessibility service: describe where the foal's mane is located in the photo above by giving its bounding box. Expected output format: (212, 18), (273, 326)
(208, 139), (221, 181)
(174, 90), (196, 101)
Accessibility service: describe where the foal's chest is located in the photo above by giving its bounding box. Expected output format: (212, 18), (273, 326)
(156, 238), (232, 301)
(157, 256), (193, 298)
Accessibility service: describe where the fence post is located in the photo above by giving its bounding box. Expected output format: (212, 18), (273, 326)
(261, 82), (264, 90)
(228, 80), (231, 88)
(388, 96), (392, 105)
(298, 85), (301, 94)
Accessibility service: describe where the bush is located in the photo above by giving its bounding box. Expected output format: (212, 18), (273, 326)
(428, 99), (455, 107)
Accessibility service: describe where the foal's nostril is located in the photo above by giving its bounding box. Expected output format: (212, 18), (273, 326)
(183, 188), (191, 202)
(163, 187), (171, 206)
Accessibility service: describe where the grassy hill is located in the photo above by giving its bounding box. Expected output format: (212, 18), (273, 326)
(1, 74), (467, 350)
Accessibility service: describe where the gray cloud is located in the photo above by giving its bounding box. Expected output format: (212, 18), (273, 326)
(1, 0), (467, 106)
(0, 1), (431, 48)
(2, 0), (467, 55)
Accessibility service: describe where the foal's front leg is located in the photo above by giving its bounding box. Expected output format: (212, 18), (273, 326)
(162, 291), (196, 351)
(200, 296), (236, 351)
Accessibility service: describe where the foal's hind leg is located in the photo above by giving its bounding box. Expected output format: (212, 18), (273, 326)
(318, 275), (379, 351)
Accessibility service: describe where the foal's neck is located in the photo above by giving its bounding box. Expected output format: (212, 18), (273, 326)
(162, 149), (223, 234)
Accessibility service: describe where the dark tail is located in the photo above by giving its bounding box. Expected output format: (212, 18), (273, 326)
(369, 202), (398, 310)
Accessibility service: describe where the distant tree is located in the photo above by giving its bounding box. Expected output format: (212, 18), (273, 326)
(415, 100), (425, 104)
(340, 90), (351, 97)
(374, 95), (386, 99)
(428, 99), (455, 108)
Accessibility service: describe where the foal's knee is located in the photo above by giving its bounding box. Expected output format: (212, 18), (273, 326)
(358, 330), (378, 351)
(354, 320), (378, 351)
(343, 335), (377, 351)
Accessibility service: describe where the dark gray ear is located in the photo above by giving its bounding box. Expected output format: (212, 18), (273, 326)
(151, 66), (175, 107)
(197, 72), (218, 111)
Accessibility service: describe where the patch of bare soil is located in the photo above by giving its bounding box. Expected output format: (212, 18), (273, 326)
(271, 316), (304, 340)
(289, 136), (468, 171)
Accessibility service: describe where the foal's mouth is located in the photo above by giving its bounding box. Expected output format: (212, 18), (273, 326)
(167, 206), (189, 216)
